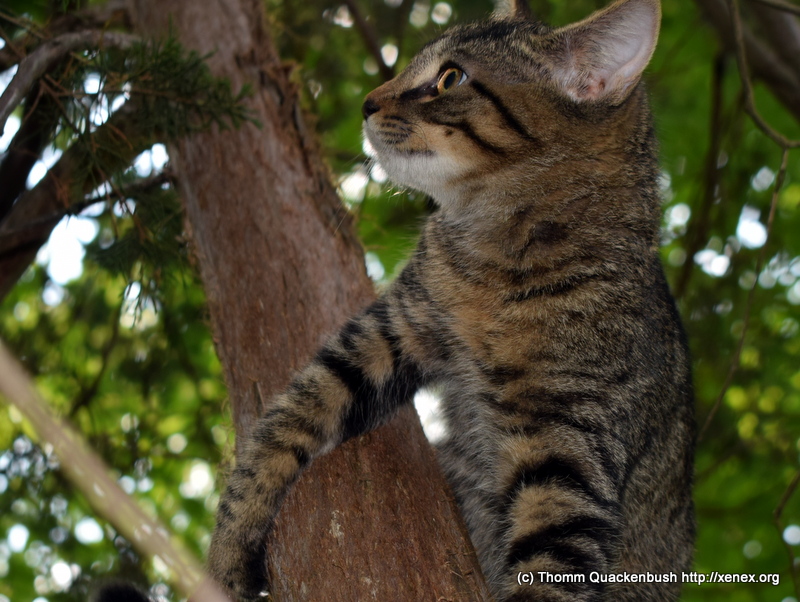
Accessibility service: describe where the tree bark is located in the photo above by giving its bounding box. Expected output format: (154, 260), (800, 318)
(129, 0), (492, 600)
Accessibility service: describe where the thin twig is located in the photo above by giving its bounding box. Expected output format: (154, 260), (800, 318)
(39, 77), (86, 136)
(773, 469), (800, 598)
(0, 10), (46, 37)
(698, 148), (789, 442)
(694, 440), (748, 483)
(83, 169), (175, 205)
(675, 54), (727, 300)
(697, 0), (800, 441)
(700, 0), (800, 441)
(70, 303), (123, 418)
(393, 0), (416, 59)
(0, 30), (138, 137)
(342, 0), (394, 81)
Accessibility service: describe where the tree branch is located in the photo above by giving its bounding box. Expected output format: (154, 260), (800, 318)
(726, 0), (800, 147)
(0, 1), (132, 71)
(0, 80), (63, 222)
(749, 0), (800, 17)
(0, 341), (231, 602)
(83, 169), (175, 205)
(749, 0), (800, 82)
(393, 0), (416, 60)
(0, 171), (173, 258)
(0, 24), (25, 71)
(0, 211), (63, 259)
(0, 30), (138, 136)
(693, 0), (800, 129)
(0, 98), (156, 301)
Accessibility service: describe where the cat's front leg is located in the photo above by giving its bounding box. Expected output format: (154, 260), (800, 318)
(206, 403), (308, 600)
(206, 298), (427, 600)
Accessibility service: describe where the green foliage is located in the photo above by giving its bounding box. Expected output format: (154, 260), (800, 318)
(84, 181), (187, 316)
(1, 0), (799, 601)
(1, 262), (228, 601)
(106, 33), (255, 138)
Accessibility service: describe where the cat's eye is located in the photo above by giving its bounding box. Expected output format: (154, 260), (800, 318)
(437, 67), (466, 94)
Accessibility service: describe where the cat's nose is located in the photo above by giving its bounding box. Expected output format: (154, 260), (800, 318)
(362, 98), (380, 119)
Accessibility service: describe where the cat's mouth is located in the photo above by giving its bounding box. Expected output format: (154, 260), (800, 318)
(362, 125), (469, 203)
(363, 119), (433, 158)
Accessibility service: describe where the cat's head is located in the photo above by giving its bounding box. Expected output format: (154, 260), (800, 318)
(362, 0), (661, 208)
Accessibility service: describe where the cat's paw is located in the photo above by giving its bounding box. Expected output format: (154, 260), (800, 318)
(207, 529), (270, 602)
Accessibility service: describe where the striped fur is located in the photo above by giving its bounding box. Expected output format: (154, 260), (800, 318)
(207, 0), (695, 600)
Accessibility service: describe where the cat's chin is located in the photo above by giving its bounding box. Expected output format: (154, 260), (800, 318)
(366, 146), (462, 203)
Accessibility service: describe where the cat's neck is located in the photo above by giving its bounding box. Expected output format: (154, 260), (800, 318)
(429, 157), (661, 278)
(445, 156), (657, 232)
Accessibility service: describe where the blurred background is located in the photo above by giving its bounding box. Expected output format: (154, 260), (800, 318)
(0, 0), (799, 600)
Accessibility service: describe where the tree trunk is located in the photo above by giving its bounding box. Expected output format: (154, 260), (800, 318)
(129, 0), (492, 600)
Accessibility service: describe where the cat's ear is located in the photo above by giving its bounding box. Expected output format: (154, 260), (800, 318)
(493, 0), (534, 20)
(547, 0), (660, 104)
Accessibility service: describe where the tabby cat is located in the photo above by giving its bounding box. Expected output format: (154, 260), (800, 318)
(207, 0), (695, 600)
